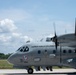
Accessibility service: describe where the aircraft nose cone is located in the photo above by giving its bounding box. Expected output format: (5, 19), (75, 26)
(7, 53), (16, 64)
(8, 55), (13, 64)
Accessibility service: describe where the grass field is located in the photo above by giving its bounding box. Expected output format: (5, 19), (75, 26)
(0, 59), (13, 69)
(0, 59), (71, 69)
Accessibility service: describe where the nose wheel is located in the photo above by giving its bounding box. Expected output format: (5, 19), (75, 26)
(27, 68), (33, 74)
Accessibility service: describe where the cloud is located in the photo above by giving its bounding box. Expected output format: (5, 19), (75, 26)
(0, 19), (32, 53)
(0, 35), (11, 42)
(0, 19), (17, 33)
(0, 8), (74, 36)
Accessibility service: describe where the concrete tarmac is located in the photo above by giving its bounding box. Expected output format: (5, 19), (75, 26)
(0, 69), (76, 75)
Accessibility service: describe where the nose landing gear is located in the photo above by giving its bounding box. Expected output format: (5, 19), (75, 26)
(27, 68), (33, 74)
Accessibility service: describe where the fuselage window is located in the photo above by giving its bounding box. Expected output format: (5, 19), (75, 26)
(68, 49), (72, 53)
(63, 50), (66, 53)
(53, 50), (56, 53)
(45, 50), (47, 52)
(74, 49), (76, 53)
(38, 50), (41, 54)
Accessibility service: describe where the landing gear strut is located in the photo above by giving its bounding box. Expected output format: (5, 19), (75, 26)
(27, 68), (33, 74)
(38, 66), (40, 71)
(49, 66), (53, 71)
(46, 66), (49, 70)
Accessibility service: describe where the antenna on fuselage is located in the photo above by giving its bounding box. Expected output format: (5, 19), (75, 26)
(65, 28), (67, 34)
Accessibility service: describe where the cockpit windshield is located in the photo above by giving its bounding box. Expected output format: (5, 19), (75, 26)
(17, 46), (29, 52)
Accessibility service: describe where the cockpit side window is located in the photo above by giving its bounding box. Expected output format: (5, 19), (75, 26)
(23, 46), (29, 52)
(20, 49), (23, 52)
(17, 47), (21, 51)
(17, 46), (29, 52)
(23, 47), (25, 49)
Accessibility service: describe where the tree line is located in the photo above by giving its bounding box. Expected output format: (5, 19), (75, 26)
(0, 53), (12, 59)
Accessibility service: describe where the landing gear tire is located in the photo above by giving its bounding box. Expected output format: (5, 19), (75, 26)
(28, 68), (33, 74)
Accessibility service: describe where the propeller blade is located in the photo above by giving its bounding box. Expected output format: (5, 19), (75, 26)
(53, 23), (58, 49)
(55, 35), (57, 49)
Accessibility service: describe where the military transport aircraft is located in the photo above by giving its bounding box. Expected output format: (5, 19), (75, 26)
(8, 19), (76, 74)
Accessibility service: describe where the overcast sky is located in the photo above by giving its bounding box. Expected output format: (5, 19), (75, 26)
(0, 0), (76, 54)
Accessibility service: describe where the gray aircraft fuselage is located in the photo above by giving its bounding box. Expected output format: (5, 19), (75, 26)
(8, 41), (76, 69)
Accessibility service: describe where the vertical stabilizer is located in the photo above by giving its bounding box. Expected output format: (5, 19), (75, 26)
(75, 18), (76, 36)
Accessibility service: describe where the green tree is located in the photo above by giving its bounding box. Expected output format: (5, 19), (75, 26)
(0, 53), (12, 59)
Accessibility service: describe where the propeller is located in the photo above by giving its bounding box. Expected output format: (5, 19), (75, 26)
(51, 23), (58, 49)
